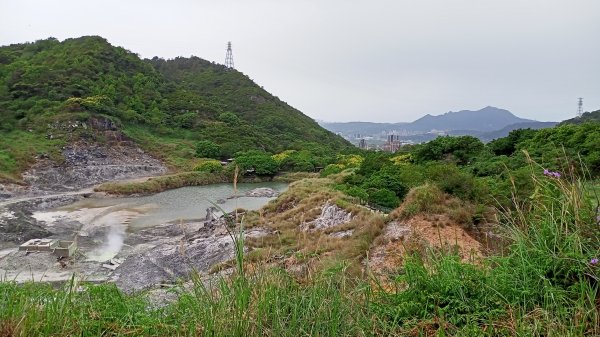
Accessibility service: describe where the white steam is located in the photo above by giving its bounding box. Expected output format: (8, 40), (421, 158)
(86, 224), (126, 262)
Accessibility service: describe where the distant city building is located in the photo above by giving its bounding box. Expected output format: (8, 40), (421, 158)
(387, 134), (400, 143)
(382, 134), (402, 152)
(358, 138), (368, 149)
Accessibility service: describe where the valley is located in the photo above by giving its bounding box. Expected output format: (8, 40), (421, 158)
(0, 35), (599, 336)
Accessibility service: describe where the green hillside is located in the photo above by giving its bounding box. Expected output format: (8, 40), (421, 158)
(0, 36), (352, 181)
(560, 109), (600, 125)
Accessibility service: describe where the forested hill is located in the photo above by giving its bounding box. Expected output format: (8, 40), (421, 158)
(147, 56), (348, 153)
(0, 36), (352, 180)
(559, 109), (600, 125)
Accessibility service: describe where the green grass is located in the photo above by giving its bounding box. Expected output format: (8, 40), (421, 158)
(0, 130), (65, 183)
(2, 165), (599, 336)
(94, 168), (311, 196)
(94, 171), (231, 195)
(121, 125), (201, 171)
(0, 267), (392, 336)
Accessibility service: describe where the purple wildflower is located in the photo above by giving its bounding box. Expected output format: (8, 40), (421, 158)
(591, 258), (599, 265)
(543, 169), (561, 178)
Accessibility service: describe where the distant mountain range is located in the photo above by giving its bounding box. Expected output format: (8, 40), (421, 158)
(320, 106), (557, 143)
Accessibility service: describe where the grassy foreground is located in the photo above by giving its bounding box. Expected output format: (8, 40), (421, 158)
(2, 171), (599, 336)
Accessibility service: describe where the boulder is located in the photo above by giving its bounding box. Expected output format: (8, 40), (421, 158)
(301, 202), (352, 232)
(245, 187), (279, 198)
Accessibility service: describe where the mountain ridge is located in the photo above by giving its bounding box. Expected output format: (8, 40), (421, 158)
(320, 106), (555, 142)
(0, 36), (353, 182)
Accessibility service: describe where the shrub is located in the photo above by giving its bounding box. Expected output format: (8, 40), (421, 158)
(279, 150), (317, 172)
(367, 188), (400, 209)
(395, 184), (445, 218)
(195, 140), (221, 159)
(413, 135), (484, 165)
(425, 164), (488, 202)
(362, 167), (408, 200)
(194, 160), (223, 173)
(235, 150), (279, 176)
(346, 186), (368, 202)
(218, 112), (241, 126)
(321, 164), (344, 177)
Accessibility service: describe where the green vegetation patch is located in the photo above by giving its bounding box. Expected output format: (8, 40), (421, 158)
(94, 171), (230, 195)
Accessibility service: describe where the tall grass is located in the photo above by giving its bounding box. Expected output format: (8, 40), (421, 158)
(376, 161), (600, 335)
(1, 162), (599, 336)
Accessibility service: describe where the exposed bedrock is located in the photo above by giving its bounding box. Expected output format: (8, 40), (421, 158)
(23, 142), (167, 194)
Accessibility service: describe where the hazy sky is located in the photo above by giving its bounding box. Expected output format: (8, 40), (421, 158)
(1, 0), (599, 122)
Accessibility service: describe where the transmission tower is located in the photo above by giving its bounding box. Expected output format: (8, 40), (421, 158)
(224, 41), (234, 70)
(577, 97), (583, 118)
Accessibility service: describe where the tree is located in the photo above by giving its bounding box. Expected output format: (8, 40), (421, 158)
(413, 135), (484, 165)
(234, 150), (279, 175)
(487, 128), (537, 156)
(362, 167), (409, 199)
(367, 188), (400, 209)
(218, 112), (241, 126)
(195, 140), (221, 159)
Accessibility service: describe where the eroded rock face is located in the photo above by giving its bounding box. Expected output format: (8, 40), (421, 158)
(301, 202), (352, 232)
(112, 233), (235, 293)
(112, 223), (273, 293)
(23, 142), (167, 193)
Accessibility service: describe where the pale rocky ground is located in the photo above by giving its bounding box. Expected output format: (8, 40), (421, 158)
(0, 200), (274, 293)
(0, 185), (280, 293)
(367, 214), (483, 284)
(0, 119), (168, 248)
(0, 118), (288, 304)
(300, 202), (353, 233)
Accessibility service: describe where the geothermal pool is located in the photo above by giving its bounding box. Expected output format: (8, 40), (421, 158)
(27, 182), (288, 262)
(55, 182), (288, 230)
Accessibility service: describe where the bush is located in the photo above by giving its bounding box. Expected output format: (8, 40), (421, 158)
(413, 135), (484, 165)
(396, 184), (445, 218)
(235, 150), (279, 176)
(425, 164), (488, 202)
(218, 112), (241, 126)
(321, 164), (344, 177)
(357, 152), (390, 176)
(362, 167), (408, 200)
(195, 140), (220, 159)
(346, 186), (368, 202)
(279, 150), (317, 172)
(194, 160), (223, 173)
(367, 188), (400, 209)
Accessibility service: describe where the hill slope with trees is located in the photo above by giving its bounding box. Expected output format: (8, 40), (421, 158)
(0, 36), (352, 182)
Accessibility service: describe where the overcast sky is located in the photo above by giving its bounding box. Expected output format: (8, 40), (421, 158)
(1, 0), (598, 122)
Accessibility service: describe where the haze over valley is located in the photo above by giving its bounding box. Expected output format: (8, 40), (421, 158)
(320, 106), (558, 147)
